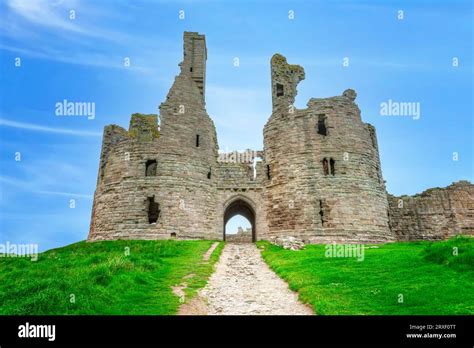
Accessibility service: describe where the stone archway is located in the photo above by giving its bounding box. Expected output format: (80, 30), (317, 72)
(223, 196), (256, 242)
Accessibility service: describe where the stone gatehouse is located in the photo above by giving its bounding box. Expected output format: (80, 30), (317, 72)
(88, 32), (473, 243)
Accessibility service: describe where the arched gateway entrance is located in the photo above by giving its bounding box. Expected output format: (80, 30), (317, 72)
(223, 196), (256, 242)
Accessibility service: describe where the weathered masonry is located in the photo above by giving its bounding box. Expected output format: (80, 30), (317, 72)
(388, 181), (474, 240)
(88, 32), (474, 243)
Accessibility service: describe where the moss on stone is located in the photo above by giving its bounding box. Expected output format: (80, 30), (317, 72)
(271, 53), (287, 64)
(128, 113), (160, 139)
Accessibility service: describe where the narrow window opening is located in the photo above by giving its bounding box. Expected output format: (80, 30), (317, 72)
(207, 168), (211, 179)
(266, 164), (271, 180)
(322, 158), (329, 176)
(276, 83), (284, 97)
(145, 160), (157, 176)
(147, 196), (160, 224)
(319, 200), (325, 227)
(330, 158), (335, 176)
(317, 114), (327, 136)
(319, 199), (329, 227)
(190, 67), (193, 72)
(196, 134), (200, 147)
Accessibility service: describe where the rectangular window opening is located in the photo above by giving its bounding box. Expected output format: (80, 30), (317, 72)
(276, 83), (284, 97)
(147, 196), (160, 224)
(317, 114), (327, 136)
(319, 199), (329, 227)
(330, 158), (335, 176)
(145, 160), (157, 176)
(322, 158), (329, 176)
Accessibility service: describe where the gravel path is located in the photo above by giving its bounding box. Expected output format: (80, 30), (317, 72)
(196, 243), (313, 315)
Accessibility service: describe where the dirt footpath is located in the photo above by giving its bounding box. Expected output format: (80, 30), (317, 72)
(180, 243), (313, 315)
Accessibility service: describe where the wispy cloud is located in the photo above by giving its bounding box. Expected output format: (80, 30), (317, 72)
(7, 0), (85, 34)
(0, 43), (154, 71)
(297, 56), (437, 71)
(0, 118), (102, 137)
(0, 175), (93, 199)
(36, 190), (93, 200)
(0, 0), (159, 71)
(0, 157), (95, 202)
(5, 0), (131, 42)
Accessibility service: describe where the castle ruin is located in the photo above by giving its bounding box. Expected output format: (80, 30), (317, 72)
(88, 32), (473, 243)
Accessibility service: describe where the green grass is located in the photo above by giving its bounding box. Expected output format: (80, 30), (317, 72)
(258, 236), (474, 315)
(0, 240), (223, 315)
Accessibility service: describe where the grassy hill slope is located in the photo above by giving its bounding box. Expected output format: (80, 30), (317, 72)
(259, 236), (474, 315)
(0, 240), (222, 315)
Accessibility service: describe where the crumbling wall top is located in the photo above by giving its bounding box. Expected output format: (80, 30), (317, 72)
(271, 54), (305, 111)
(180, 31), (207, 101)
(128, 113), (160, 141)
(343, 88), (357, 101)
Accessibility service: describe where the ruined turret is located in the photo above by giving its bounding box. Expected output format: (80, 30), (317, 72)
(270, 54), (305, 112)
(264, 54), (394, 243)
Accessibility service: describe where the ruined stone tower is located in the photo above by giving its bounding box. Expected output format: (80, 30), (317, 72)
(263, 54), (393, 243)
(89, 32), (220, 241)
(88, 32), (473, 243)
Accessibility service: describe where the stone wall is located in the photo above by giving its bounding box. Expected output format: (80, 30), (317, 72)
(263, 54), (393, 244)
(388, 181), (474, 240)
(88, 32), (473, 244)
(215, 155), (267, 241)
(89, 32), (220, 241)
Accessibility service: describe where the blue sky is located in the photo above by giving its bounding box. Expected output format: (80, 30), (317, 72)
(0, 0), (472, 251)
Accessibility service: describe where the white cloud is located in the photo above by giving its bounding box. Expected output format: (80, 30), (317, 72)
(5, 0), (131, 42)
(0, 118), (102, 137)
(0, 156), (95, 201)
(0, 43), (153, 71)
(36, 190), (93, 199)
(0, 175), (93, 199)
(7, 0), (86, 34)
(1, 0), (161, 71)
